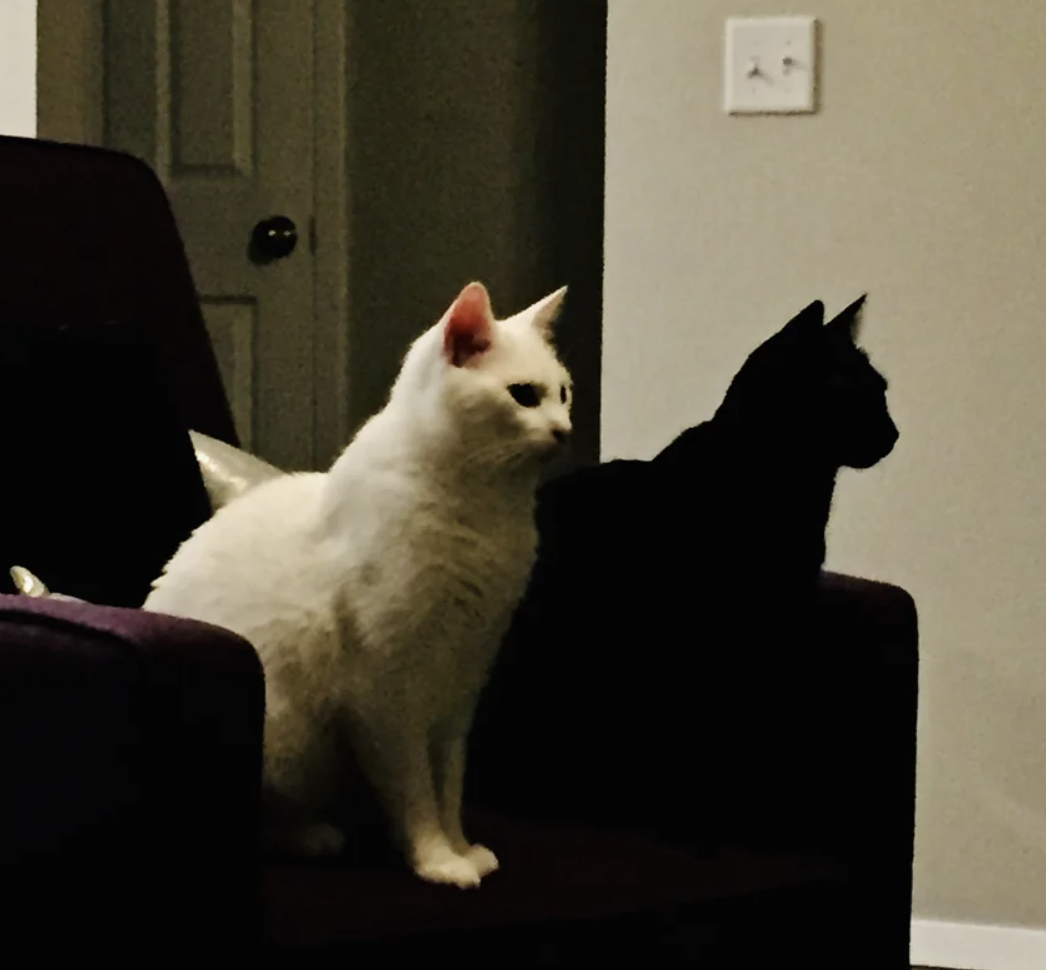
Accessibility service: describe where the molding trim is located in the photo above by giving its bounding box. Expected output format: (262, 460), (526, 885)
(911, 917), (1046, 970)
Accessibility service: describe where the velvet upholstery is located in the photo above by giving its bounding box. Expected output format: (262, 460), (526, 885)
(0, 135), (918, 966)
(0, 317), (213, 606)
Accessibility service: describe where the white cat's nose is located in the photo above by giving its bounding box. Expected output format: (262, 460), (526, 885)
(552, 426), (571, 446)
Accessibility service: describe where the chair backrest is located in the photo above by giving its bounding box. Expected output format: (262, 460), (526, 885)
(0, 135), (238, 445)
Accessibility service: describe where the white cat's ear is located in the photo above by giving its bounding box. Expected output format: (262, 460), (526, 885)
(443, 281), (495, 367)
(527, 285), (568, 339)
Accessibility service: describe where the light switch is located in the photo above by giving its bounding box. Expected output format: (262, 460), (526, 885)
(723, 16), (818, 115)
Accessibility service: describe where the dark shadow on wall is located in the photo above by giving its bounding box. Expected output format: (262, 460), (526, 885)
(347, 0), (606, 468)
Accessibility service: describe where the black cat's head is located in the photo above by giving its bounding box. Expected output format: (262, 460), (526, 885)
(714, 296), (899, 470)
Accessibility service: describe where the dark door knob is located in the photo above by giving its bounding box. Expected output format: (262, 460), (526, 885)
(249, 215), (298, 264)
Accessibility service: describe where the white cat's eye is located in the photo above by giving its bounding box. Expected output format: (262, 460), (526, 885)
(508, 383), (542, 408)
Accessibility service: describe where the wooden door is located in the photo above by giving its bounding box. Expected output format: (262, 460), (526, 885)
(104, 0), (319, 469)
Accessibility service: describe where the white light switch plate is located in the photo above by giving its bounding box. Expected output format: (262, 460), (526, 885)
(724, 16), (818, 115)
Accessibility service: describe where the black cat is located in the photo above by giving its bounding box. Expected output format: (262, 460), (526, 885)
(468, 296), (899, 842)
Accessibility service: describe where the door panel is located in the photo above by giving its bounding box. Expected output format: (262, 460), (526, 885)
(200, 298), (257, 449)
(170, 0), (254, 178)
(105, 0), (316, 469)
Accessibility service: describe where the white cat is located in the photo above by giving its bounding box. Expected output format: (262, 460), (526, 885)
(144, 281), (572, 888)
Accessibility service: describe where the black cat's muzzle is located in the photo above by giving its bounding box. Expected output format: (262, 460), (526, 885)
(843, 413), (899, 470)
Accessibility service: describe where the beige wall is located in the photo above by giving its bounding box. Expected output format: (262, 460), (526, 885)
(604, 0), (1046, 930)
(36, 0), (103, 146)
(0, 0), (37, 137)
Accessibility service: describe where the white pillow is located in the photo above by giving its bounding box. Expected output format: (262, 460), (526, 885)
(9, 565), (85, 602)
(189, 430), (284, 511)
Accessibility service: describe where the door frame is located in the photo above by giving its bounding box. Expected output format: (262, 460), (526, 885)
(310, 0), (351, 467)
(36, 0), (352, 469)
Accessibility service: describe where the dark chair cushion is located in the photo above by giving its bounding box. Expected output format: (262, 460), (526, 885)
(261, 811), (843, 952)
(0, 316), (212, 606)
(0, 135), (238, 445)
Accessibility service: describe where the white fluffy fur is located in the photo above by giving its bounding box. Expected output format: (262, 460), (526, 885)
(144, 282), (571, 888)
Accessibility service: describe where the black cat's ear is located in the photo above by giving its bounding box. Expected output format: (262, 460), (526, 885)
(826, 294), (867, 342)
(780, 300), (825, 338)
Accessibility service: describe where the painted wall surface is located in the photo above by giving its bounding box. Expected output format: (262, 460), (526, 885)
(0, 0), (36, 137)
(604, 0), (1046, 929)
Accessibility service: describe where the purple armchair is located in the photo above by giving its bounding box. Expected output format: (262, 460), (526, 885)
(0, 136), (917, 966)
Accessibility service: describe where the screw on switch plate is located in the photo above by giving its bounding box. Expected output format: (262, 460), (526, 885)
(724, 16), (818, 115)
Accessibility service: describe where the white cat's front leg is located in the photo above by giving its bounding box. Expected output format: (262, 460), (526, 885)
(351, 718), (481, 889)
(435, 732), (499, 878)
(261, 700), (346, 859)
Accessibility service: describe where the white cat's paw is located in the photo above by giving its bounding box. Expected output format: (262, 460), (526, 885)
(464, 843), (499, 878)
(414, 850), (481, 889)
(291, 822), (346, 858)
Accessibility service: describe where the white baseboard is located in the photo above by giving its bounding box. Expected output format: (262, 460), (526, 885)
(911, 917), (1046, 970)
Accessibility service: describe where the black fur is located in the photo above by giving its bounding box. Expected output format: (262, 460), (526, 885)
(468, 297), (898, 841)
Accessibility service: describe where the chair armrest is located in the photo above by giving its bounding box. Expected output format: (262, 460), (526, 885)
(816, 570), (919, 651)
(0, 594), (266, 951)
(696, 571), (919, 862)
